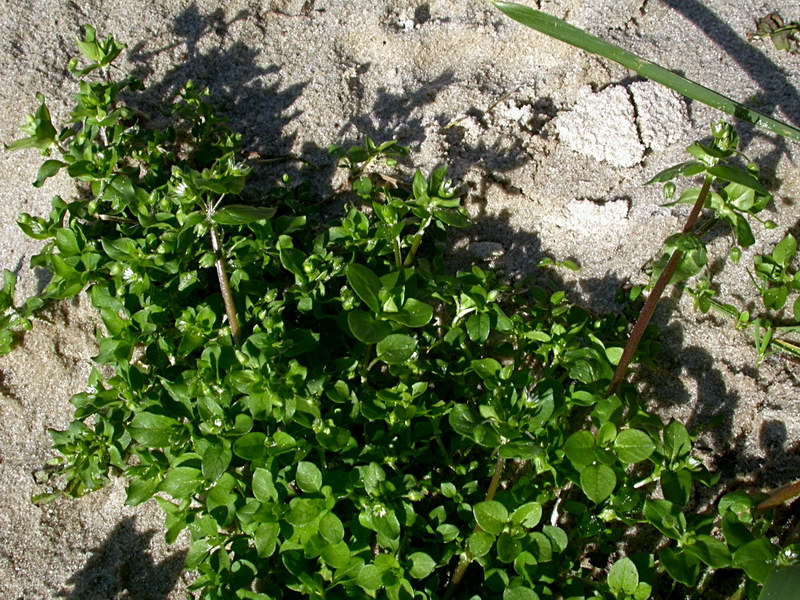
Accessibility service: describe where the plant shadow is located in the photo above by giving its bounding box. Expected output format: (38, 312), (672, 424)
(125, 4), (327, 194)
(57, 517), (186, 600)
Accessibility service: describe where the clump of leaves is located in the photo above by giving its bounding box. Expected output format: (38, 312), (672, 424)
(747, 13), (800, 55)
(4, 25), (800, 600)
(629, 121), (800, 364)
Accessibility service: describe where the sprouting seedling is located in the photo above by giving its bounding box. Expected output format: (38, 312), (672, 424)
(747, 13), (800, 54)
(609, 121), (772, 393)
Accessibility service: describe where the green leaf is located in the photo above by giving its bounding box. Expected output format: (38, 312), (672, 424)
(101, 237), (139, 261)
(202, 443), (232, 482)
(33, 160), (66, 188)
(499, 440), (543, 460)
(707, 164), (768, 195)
(645, 160), (705, 185)
(449, 404), (480, 439)
(497, 532), (522, 563)
(660, 546), (700, 587)
(564, 347), (613, 384)
(468, 530), (495, 557)
(319, 512), (345, 544)
(491, 3), (800, 141)
(663, 419), (691, 463)
(320, 541), (351, 569)
(55, 229), (81, 256)
(580, 464), (616, 503)
(643, 499), (685, 539)
(633, 582), (652, 600)
(296, 461), (323, 493)
(6, 93), (56, 151)
(529, 532), (553, 563)
(76, 24), (101, 61)
(608, 557), (639, 595)
(510, 502), (542, 529)
(232, 432), (267, 460)
(353, 176), (373, 198)
(433, 208), (470, 228)
(503, 586), (539, 600)
(374, 508), (401, 542)
(466, 312), (491, 343)
(129, 412), (178, 447)
(357, 565), (383, 591)
(286, 498), (321, 526)
(759, 565), (800, 600)
(159, 467), (201, 499)
(408, 552), (436, 579)
(125, 477), (160, 506)
(661, 469), (692, 506)
(212, 205), (276, 225)
(734, 214), (755, 248)
(436, 524), (460, 543)
(255, 522), (279, 558)
(614, 429), (655, 463)
(773, 234), (797, 267)
(473, 500), (508, 535)
(412, 171), (428, 199)
(346, 263), (383, 313)
(764, 286), (789, 310)
(542, 525), (568, 552)
(387, 297), (433, 328)
(252, 467), (278, 503)
(376, 333), (417, 364)
(565, 430), (595, 470)
(279, 247), (307, 277)
(471, 357), (502, 380)
(360, 462), (386, 496)
(683, 534), (731, 568)
(734, 538), (778, 583)
(347, 310), (392, 344)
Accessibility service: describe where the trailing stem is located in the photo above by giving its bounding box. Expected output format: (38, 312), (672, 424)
(608, 176), (713, 395)
(209, 223), (242, 346)
(444, 456), (505, 600)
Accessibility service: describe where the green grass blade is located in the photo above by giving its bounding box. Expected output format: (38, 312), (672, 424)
(493, 1), (800, 142)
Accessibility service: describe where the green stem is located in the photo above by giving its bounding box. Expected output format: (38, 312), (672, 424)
(403, 233), (423, 268)
(432, 419), (453, 465)
(608, 176), (712, 395)
(393, 238), (403, 270)
(209, 223), (241, 346)
(403, 218), (430, 268)
(444, 456), (504, 600)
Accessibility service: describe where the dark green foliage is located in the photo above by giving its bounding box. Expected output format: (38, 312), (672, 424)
(4, 25), (800, 600)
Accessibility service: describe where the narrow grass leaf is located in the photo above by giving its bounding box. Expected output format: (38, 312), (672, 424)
(493, 2), (800, 142)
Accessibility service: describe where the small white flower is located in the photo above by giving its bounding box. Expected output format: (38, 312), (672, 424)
(440, 179), (456, 195)
(373, 504), (388, 518)
(213, 418), (223, 428)
(86, 386), (98, 395)
(122, 267), (135, 282)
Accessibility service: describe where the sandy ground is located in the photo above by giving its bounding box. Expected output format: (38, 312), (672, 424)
(1, 1), (800, 598)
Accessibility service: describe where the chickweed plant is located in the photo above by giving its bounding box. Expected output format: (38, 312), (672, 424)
(3, 25), (800, 600)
